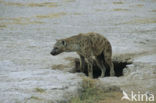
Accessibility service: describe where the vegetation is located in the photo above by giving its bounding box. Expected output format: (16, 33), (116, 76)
(35, 88), (46, 93)
(69, 77), (122, 103)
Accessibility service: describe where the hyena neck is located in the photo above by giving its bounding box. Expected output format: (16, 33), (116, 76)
(67, 42), (80, 52)
(65, 36), (81, 52)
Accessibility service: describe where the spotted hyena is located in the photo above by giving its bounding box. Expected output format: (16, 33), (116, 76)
(50, 32), (115, 78)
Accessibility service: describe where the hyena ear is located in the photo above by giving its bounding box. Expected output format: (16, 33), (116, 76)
(62, 40), (67, 46)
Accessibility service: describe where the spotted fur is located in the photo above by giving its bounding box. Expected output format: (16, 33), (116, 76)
(51, 32), (115, 78)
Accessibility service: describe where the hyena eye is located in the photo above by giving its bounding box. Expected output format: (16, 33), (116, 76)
(62, 40), (66, 46)
(62, 41), (65, 45)
(54, 47), (58, 49)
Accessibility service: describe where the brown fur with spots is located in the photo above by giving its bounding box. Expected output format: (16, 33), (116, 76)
(51, 32), (114, 78)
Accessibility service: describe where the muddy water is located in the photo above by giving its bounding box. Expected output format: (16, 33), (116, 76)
(0, 0), (156, 102)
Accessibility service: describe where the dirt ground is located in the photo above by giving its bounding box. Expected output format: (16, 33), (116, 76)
(0, 0), (156, 103)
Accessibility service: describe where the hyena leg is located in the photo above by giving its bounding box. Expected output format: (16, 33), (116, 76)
(79, 55), (85, 72)
(85, 57), (93, 78)
(95, 56), (106, 77)
(105, 56), (115, 76)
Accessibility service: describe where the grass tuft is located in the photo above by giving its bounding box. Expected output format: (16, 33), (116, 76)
(30, 96), (42, 100)
(113, 2), (123, 4)
(69, 77), (122, 103)
(35, 88), (46, 93)
(113, 8), (129, 11)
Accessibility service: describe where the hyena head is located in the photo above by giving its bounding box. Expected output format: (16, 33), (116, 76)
(50, 39), (67, 56)
(51, 36), (80, 56)
(50, 39), (77, 55)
